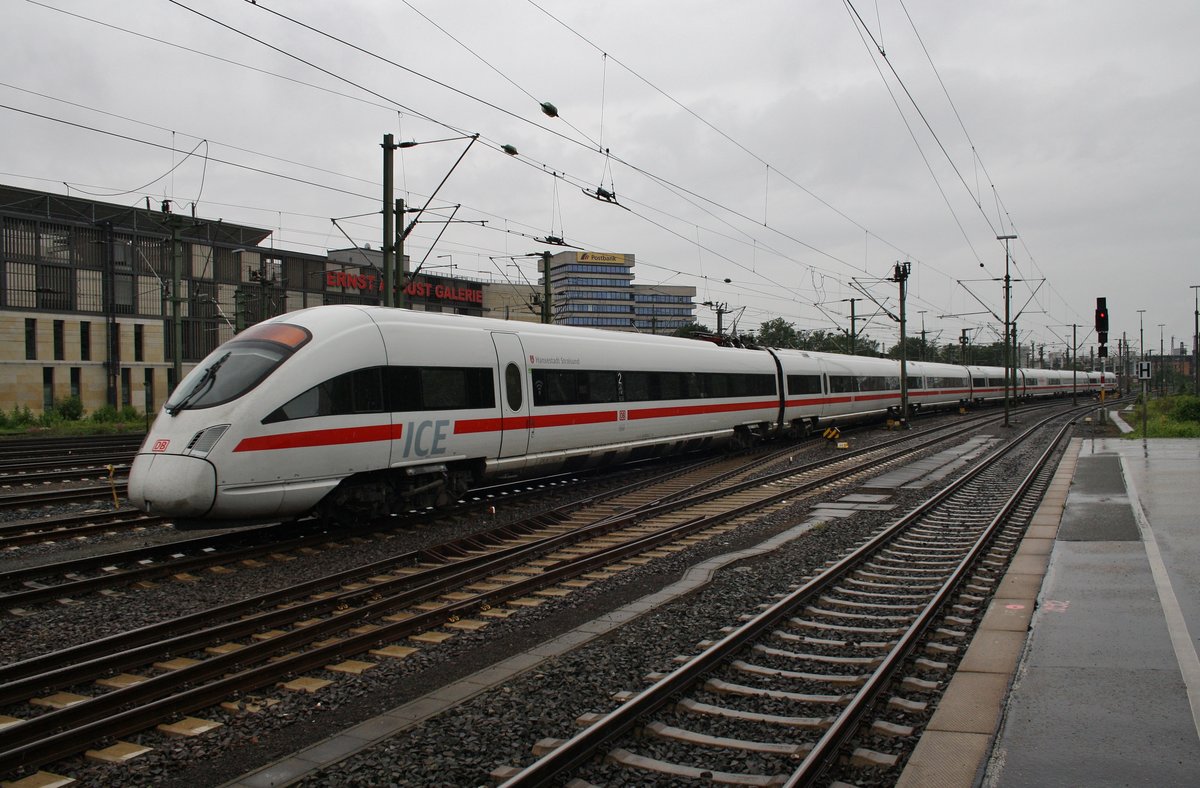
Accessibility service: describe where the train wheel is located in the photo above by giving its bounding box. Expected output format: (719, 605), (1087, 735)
(436, 469), (473, 506)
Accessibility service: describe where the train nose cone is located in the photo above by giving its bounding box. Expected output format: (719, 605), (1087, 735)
(128, 453), (217, 518)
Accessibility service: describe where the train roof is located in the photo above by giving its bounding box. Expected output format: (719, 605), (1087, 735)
(269, 304), (768, 353)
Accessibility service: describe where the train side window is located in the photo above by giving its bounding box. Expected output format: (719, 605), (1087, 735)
(532, 370), (577, 406)
(787, 374), (822, 395)
(829, 375), (856, 393)
(585, 371), (618, 403)
(505, 363), (522, 411)
(703, 373), (729, 398)
(264, 367), (383, 423)
(385, 367), (420, 411)
(348, 368), (383, 412)
(622, 371), (651, 402)
(751, 374), (777, 396)
(658, 372), (683, 401)
(907, 376), (923, 390)
(386, 366), (494, 411)
(421, 368), (473, 410)
(266, 385), (322, 422)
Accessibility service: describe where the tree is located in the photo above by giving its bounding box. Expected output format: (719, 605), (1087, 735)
(886, 336), (931, 362)
(671, 321), (712, 338)
(756, 317), (800, 348)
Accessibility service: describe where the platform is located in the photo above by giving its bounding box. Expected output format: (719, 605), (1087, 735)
(899, 438), (1200, 787)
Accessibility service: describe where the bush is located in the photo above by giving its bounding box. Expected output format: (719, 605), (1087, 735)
(89, 404), (144, 425)
(90, 405), (119, 423)
(1171, 395), (1200, 424)
(53, 396), (84, 421)
(2, 405), (37, 428)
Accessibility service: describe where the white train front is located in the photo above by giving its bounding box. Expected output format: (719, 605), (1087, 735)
(127, 305), (1112, 523)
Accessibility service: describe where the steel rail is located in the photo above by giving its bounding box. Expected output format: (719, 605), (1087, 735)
(784, 415), (1074, 785)
(0, 483), (128, 510)
(498, 405), (1083, 786)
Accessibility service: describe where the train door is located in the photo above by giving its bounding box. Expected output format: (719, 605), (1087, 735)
(490, 332), (531, 458)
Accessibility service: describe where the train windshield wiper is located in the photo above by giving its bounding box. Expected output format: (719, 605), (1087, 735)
(166, 351), (231, 416)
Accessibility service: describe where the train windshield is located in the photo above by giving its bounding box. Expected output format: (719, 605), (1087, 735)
(165, 323), (311, 416)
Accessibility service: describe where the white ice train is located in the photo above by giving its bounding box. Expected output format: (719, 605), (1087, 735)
(127, 305), (1115, 524)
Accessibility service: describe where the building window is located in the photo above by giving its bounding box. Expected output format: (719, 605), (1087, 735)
(115, 273), (135, 314)
(134, 324), (144, 362)
(144, 368), (155, 414)
(43, 367), (54, 410)
(80, 321), (91, 361)
(25, 319), (37, 360)
(53, 320), (65, 360)
(70, 367), (81, 399)
(37, 264), (74, 310)
(121, 367), (132, 407)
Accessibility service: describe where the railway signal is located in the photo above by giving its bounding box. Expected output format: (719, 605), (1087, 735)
(1096, 297), (1109, 358)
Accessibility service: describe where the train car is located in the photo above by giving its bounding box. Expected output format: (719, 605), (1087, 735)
(128, 306), (783, 523)
(965, 365), (1007, 403)
(128, 305), (1092, 525)
(771, 352), (975, 435)
(907, 360), (973, 411)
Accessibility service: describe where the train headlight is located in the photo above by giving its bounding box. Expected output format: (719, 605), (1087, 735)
(185, 425), (230, 457)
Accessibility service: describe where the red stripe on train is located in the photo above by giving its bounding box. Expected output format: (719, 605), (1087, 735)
(234, 423), (403, 452)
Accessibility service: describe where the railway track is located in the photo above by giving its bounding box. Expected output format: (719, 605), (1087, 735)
(0, 435), (138, 512)
(0, 446), (751, 608)
(0, 408), (1018, 779)
(0, 481), (128, 512)
(0, 509), (159, 550)
(0, 462), (131, 486)
(0, 434), (143, 459)
(495, 405), (1083, 786)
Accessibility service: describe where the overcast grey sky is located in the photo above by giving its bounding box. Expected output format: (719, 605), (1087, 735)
(3, 0), (1197, 359)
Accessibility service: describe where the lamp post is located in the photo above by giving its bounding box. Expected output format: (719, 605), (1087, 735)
(436, 254), (455, 279)
(1192, 285), (1199, 396)
(1158, 323), (1166, 395)
(1138, 309), (1146, 362)
(997, 234), (1017, 427)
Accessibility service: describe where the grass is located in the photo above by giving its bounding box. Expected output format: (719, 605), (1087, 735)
(0, 401), (150, 439)
(1122, 394), (1200, 439)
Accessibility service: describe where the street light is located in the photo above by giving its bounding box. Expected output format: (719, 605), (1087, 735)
(1158, 323), (1166, 395)
(997, 234), (1017, 427)
(1192, 285), (1200, 396)
(1138, 309), (1146, 361)
(436, 254), (455, 279)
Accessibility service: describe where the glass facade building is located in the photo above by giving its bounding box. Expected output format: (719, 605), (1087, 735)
(545, 251), (696, 333)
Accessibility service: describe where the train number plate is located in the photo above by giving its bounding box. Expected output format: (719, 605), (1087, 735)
(153, 439), (170, 452)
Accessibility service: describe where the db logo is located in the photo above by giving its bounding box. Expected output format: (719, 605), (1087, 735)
(152, 439), (170, 452)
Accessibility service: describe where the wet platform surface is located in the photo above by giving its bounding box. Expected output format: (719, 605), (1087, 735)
(900, 438), (1200, 787)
